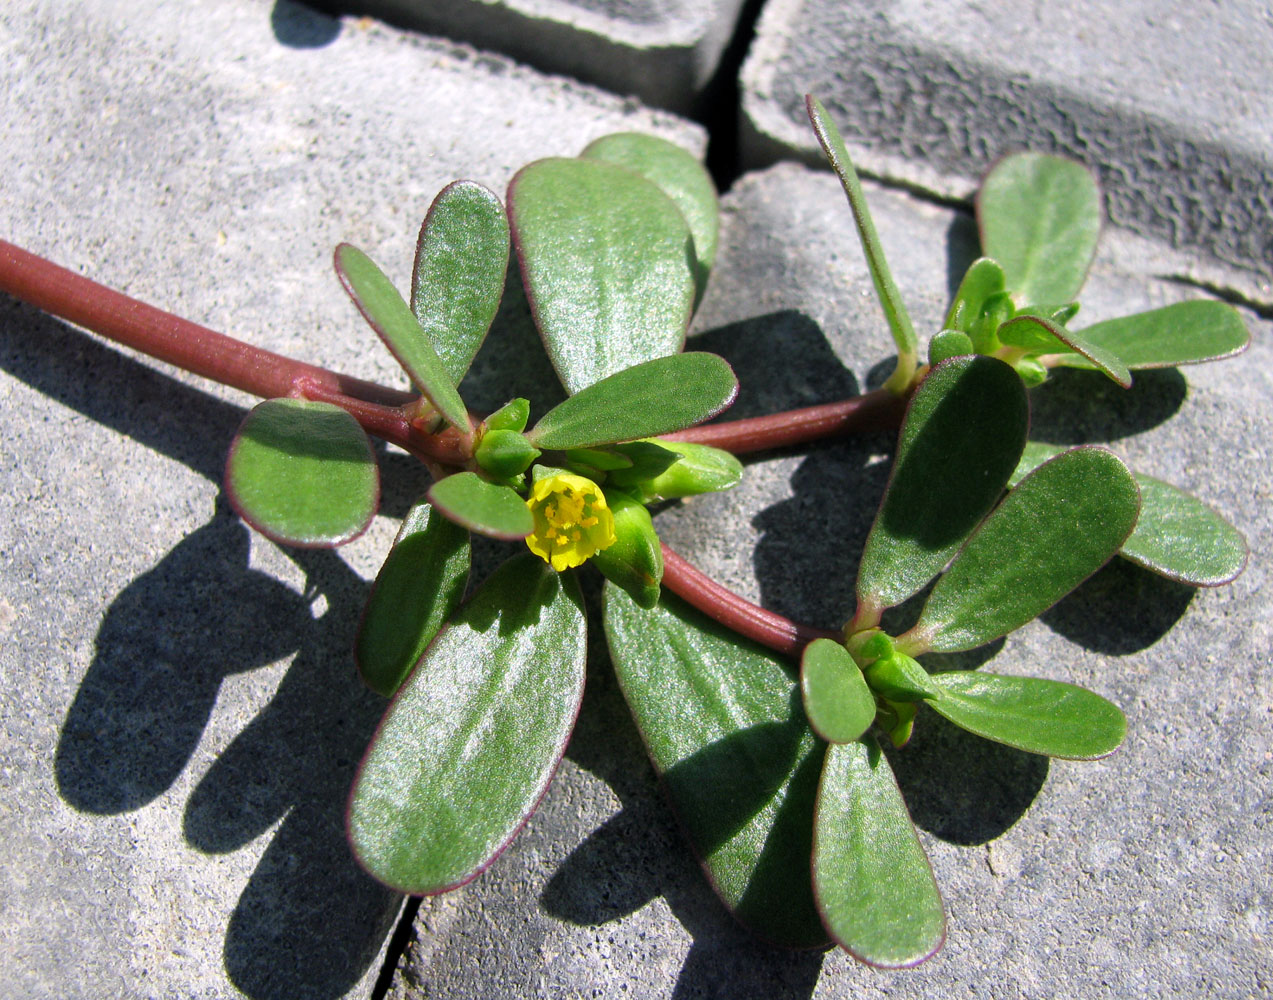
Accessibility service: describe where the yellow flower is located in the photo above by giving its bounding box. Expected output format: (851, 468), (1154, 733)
(525, 473), (617, 571)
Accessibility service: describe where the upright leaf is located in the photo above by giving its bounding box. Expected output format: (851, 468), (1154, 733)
(901, 447), (1140, 653)
(348, 556), (586, 893)
(944, 257), (1006, 331)
(427, 472), (533, 540)
(806, 95), (918, 392)
(581, 133), (719, 297)
(411, 180), (510, 384)
(508, 157), (696, 394)
(355, 498), (471, 697)
(978, 153), (1101, 306)
(929, 672), (1125, 759)
(335, 243), (471, 432)
(225, 398), (378, 547)
(857, 356), (1027, 614)
(1049, 300), (1249, 371)
(813, 737), (945, 967)
(1010, 442), (1247, 586)
(527, 353), (738, 450)
(604, 587), (828, 948)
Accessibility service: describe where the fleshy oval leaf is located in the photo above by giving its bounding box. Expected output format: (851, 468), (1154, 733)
(508, 156), (696, 394)
(427, 472), (533, 540)
(355, 498), (471, 697)
(335, 243), (471, 432)
(581, 133), (719, 297)
(904, 446), (1140, 653)
(999, 313), (1131, 388)
(225, 398), (378, 547)
(813, 737), (945, 967)
(1010, 442), (1247, 586)
(1049, 300), (1250, 371)
(410, 180), (510, 384)
(801, 639), (875, 744)
(857, 356), (1028, 612)
(928, 671), (1126, 760)
(977, 152), (1101, 306)
(604, 586), (829, 948)
(348, 555), (586, 893)
(527, 352), (738, 450)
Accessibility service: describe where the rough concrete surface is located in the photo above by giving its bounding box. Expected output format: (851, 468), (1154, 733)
(386, 165), (1271, 998)
(0, 1), (701, 997)
(327, 0), (749, 113)
(741, 0), (1273, 298)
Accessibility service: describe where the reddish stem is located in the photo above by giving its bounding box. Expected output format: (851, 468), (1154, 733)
(660, 545), (839, 657)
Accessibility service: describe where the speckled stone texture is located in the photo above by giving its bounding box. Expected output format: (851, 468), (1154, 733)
(385, 164), (1271, 999)
(740, 0), (1273, 300)
(0, 1), (701, 997)
(323, 0), (749, 113)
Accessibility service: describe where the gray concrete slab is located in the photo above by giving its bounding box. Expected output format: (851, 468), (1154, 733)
(0, 1), (702, 997)
(386, 163), (1272, 998)
(331, 0), (749, 113)
(740, 0), (1273, 301)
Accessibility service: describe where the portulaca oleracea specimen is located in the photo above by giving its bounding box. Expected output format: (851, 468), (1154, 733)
(0, 97), (1249, 968)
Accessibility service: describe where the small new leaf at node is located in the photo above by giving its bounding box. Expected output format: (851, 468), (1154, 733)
(355, 498), (471, 698)
(944, 257), (1006, 332)
(1010, 442), (1247, 586)
(977, 152), (1101, 306)
(604, 587), (828, 948)
(527, 353), (738, 450)
(508, 156), (696, 394)
(581, 133), (719, 299)
(348, 556), (585, 893)
(427, 472), (533, 540)
(813, 737), (945, 967)
(857, 356), (1027, 613)
(410, 180), (510, 384)
(334, 243), (471, 433)
(801, 639), (875, 743)
(902, 446), (1140, 653)
(1049, 300), (1250, 371)
(999, 314), (1131, 388)
(927, 672), (1126, 759)
(225, 398), (378, 547)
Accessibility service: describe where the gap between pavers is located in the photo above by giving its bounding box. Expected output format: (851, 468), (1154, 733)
(384, 162), (1272, 999)
(0, 1), (703, 997)
(740, 0), (1273, 303)
(313, 0), (749, 114)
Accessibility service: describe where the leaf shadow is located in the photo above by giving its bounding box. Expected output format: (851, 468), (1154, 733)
(2, 303), (401, 998)
(1027, 366), (1188, 443)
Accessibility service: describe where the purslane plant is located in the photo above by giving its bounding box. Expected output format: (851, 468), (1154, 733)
(0, 96), (1249, 968)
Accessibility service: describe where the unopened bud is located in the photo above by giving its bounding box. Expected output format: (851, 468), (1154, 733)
(590, 490), (663, 609)
(475, 428), (540, 480)
(610, 440), (742, 501)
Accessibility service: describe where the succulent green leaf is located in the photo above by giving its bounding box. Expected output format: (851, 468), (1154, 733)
(604, 587), (829, 948)
(813, 737), (945, 967)
(1010, 442), (1247, 586)
(857, 356), (1027, 612)
(581, 132), (719, 298)
(903, 447), (1140, 653)
(977, 152), (1101, 306)
(508, 156), (696, 394)
(334, 243), (471, 432)
(999, 314), (1131, 388)
(1049, 300), (1250, 371)
(427, 472), (533, 539)
(356, 498), (471, 697)
(348, 555), (586, 893)
(943, 257), (1006, 332)
(485, 397), (530, 433)
(928, 671), (1126, 760)
(801, 639), (875, 743)
(527, 353), (737, 450)
(225, 398), (378, 547)
(410, 180), (510, 384)
(928, 329), (974, 366)
(806, 95), (918, 390)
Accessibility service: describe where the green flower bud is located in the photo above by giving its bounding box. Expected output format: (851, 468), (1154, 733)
(609, 439), (742, 501)
(929, 329), (975, 366)
(970, 290), (1015, 355)
(475, 429), (540, 480)
(863, 652), (937, 703)
(484, 397), (530, 433)
(590, 490), (663, 609)
(1014, 357), (1049, 387)
(877, 700), (918, 748)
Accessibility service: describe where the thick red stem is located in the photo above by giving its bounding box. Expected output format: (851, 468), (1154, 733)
(660, 544), (839, 657)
